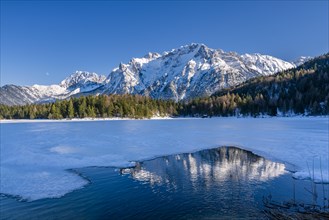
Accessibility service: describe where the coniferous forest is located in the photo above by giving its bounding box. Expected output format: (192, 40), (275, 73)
(0, 95), (178, 119)
(0, 54), (328, 119)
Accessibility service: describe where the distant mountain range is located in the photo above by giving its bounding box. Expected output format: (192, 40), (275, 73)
(0, 43), (311, 106)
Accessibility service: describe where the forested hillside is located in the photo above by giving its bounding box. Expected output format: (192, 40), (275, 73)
(179, 53), (329, 116)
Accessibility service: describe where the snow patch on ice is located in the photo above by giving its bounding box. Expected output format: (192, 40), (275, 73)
(1, 166), (88, 201)
(50, 146), (78, 154)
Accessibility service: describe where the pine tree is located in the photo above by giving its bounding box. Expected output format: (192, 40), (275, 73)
(68, 100), (75, 118)
(49, 103), (62, 119)
(87, 105), (96, 118)
(78, 97), (87, 118)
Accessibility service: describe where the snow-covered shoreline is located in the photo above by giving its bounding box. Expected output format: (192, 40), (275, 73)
(0, 115), (327, 124)
(0, 116), (178, 123)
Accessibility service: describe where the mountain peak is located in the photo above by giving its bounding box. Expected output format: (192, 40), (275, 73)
(180, 43), (208, 52)
(143, 52), (161, 59)
(187, 42), (206, 48)
(60, 71), (106, 89)
(291, 56), (313, 67)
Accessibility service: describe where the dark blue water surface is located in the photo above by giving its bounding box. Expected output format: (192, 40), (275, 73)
(0, 147), (325, 219)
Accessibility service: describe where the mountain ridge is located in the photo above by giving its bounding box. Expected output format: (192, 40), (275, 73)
(1, 43), (308, 106)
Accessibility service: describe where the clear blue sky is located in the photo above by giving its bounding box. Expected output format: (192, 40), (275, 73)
(1, 1), (328, 86)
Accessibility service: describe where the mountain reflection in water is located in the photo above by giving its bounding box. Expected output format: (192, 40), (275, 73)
(122, 147), (286, 188)
(3, 147), (317, 220)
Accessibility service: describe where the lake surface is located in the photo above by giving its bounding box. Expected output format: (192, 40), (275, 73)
(0, 118), (328, 219)
(1, 146), (325, 219)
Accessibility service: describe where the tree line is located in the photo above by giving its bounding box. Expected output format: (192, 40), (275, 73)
(0, 94), (178, 119)
(0, 54), (328, 119)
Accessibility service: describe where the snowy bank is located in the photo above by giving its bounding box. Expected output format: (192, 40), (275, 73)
(0, 116), (178, 123)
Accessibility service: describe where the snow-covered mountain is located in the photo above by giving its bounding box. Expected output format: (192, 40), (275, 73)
(59, 71), (107, 91)
(0, 71), (107, 105)
(1, 43), (302, 105)
(291, 56), (313, 66)
(102, 44), (294, 100)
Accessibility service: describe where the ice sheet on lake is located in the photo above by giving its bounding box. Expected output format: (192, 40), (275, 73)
(0, 117), (328, 200)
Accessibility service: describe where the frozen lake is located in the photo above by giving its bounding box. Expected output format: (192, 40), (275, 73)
(0, 117), (328, 201)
